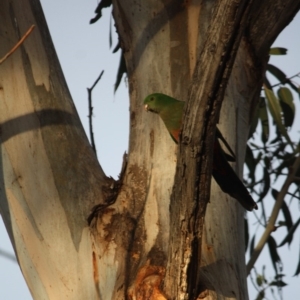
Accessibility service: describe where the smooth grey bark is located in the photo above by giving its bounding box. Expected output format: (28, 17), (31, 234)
(113, 0), (300, 299)
(0, 0), (111, 299)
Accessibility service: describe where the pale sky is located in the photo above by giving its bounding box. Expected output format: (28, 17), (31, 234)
(0, 2), (299, 299)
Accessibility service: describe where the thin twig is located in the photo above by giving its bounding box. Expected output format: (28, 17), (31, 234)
(246, 155), (300, 275)
(0, 248), (17, 263)
(87, 70), (104, 155)
(270, 72), (300, 88)
(0, 25), (35, 65)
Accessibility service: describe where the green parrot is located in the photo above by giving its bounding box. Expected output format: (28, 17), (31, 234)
(143, 93), (258, 211)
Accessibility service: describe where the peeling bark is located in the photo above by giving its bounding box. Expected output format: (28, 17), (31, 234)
(112, 0), (300, 299)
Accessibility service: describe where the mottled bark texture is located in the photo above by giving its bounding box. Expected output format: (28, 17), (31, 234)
(113, 0), (299, 299)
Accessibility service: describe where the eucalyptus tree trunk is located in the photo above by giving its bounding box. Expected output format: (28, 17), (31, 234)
(0, 0), (299, 299)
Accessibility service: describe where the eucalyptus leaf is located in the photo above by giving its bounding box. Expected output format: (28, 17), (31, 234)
(259, 97), (269, 143)
(278, 87), (295, 128)
(278, 217), (300, 247)
(268, 236), (281, 274)
(90, 0), (112, 24)
(269, 47), (288, 55)
(293, 246), (300, 276)
(114, 51), (127, 92)
(267, 64), (287, 83)
(264, 87), (293, 146)
(270, 280), (287, 287)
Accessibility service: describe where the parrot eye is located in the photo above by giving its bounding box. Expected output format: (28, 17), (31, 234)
(150, 97), (154, 101)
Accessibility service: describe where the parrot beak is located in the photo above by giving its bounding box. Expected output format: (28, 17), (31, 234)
(144, 104), (149, 111)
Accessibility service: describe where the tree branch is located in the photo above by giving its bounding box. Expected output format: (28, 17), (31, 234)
(271, 72), (300, 88)
(246, 155), (300, 275)
(0, 25), (35, 65)
(87, 70), (104, 155)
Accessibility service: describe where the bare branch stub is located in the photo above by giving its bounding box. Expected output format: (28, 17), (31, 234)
(87, 70), (104, 155)
(0, 25), (35, 65)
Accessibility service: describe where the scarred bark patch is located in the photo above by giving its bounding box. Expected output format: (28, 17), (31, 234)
(128, 261), (167, 300)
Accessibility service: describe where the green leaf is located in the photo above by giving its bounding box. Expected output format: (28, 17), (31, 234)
(259, 97), (269, 143)
(293, 246), (300, 276)
(263, 75), (272, 89)
(109, 13), (112, 48)
(270, 280), (287, 287)
(269, 47), (288, 55)
(90, 0), (112, 24)
(269, 134), (281, 145)
(262, 265), (268, 284)
(278, 87), (295, 128)
(245, 145), (256, 186)
(256, 274), (264, 287)
(112, 41), (121, 53)
(278, 87), (295, 112)
(245, 218), (249, 251)
(274, 152), (293, 180)
(277, 221), (286, 226)
(272, 141), (287, 158)
(267, 236), (281, 274)
(271, 188), (279, 199)
(289, 184), (300, 201)
(257, 159), (270, 203)
(255, 291), (265, 300)
(278, 217), (300, 247)
(114, 51), (127, 92)
(266, 64), (300, 95)
(249, 142), (261, 150)
(264, 87), (293, 146)
(271, 189), (293, 233)
(267, 64), (287, 83)
(287, 81), (300, 96)
(250, 234), (255, 256)
(274, 273), (285, 280)
(280, 200), (293, 233)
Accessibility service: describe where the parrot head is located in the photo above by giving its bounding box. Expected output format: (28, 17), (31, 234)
(143, 93), (178, 114)
(143, 93), (185, 143)
(143, 93), (163, 113)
